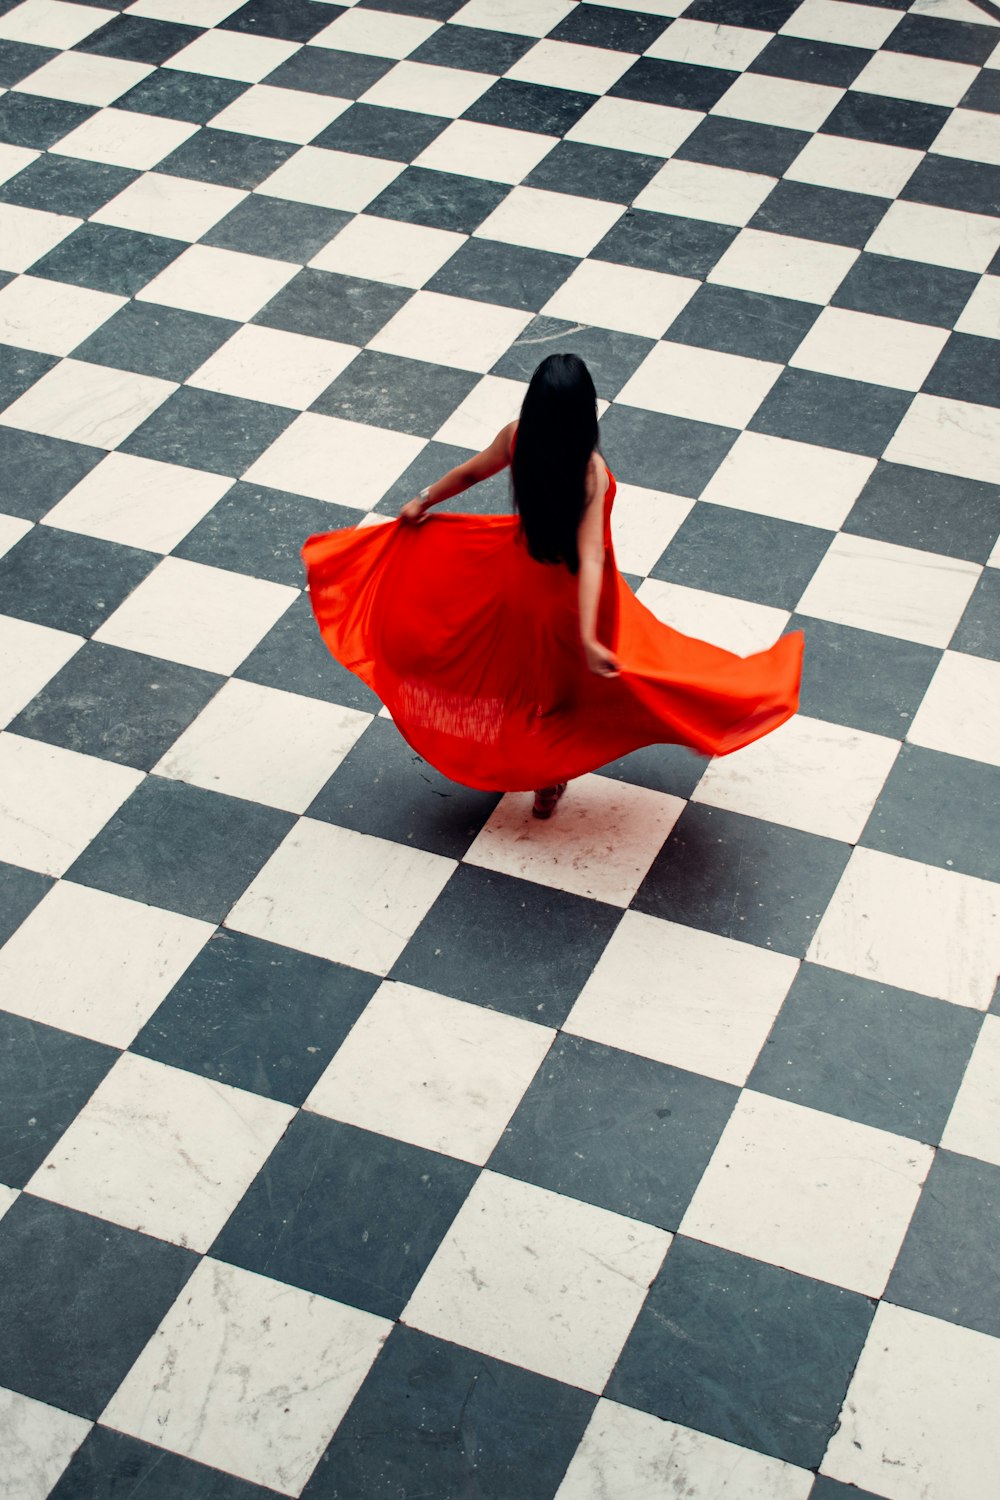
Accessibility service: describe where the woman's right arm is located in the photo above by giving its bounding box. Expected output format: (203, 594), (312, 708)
(400, 421), (516, 522)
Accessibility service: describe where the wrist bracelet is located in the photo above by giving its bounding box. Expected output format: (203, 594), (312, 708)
(419, 486), (431, 502)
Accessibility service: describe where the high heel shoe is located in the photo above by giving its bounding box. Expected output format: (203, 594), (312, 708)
(532, 783), (567, 819)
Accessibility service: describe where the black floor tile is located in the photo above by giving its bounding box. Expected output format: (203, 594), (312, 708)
(923, 331), (1000, 408)
(684, 0), (800, 27)
(751, 179), (888, 247)
(75, 14), (200, 63)
(0, 1013), (118, 1188)
(750, 368), (913, 457)
(860, 743), (1000, 884)
(174, 482), (355, 586)
(263, 45), (393, 99)
(120, 386), (296, 477)
(961, 68), (1000, 114)
(0, 92), (93, 149)
(633, 802), (851, 957)
(366, 164), (509, 233)
(236, 592), (382, 711)
(0, 1194), (196, 1418)
(832, 251), (977, 327)
(595, 740), (709, 800)
(391, 864), (622, 1025)
(525, 141), (660, 204)
(811, 1479), (893, 1500)
(0, 527), (155, 636)
(253, 266), (410, 342)
(157, 126), (298, 189)
(665, 282), (819, 363)
(952, 567), (1000, 662)
(74, 299), (239, 382)
(210, 1112), (477, 1319)
(427, 237), (577, 312)
(9, 639), (222, 770)
(410, 21), (530, 73)
(821, 91), (950, 149)
(599, 405), (738, 497)
(748, 962), (980, 1144)
(30, 222), (183, 297)
(66, 778), (294, 924)
(361, 0), (459, 16)
(0, 153), (137, 215)
(0, 861), (53, 947)
(202, 194), (349, 261)
(593, 207), (736, 279)
(607, 1235), (874, 1469)
(462, 79), (595, 137)
(0, 38), (56, 87)
(551, 3), (669, 52)
(750, 34), (873, 87)
(307, 716), (500, 859)
(0, 429), (103, 522)
(675, 115), (809, 175)
(219, 0), (334, 43)
(611, 57), (736, 112)
(116, 68), (248, 124)
(313, 102), (448, 161)
(49, 1428), (279, 1500)
(312, 348), (475, 433)
(843, 461), (1000, 563)
(885, 12), (998, 65)
(650, 502), (831, 610)
(903, 154), (1000, 218)
(0, 344), (58, 413)
(492, 316), (654, 400)
(304, 1324), (594, 1500)
(372, 440), (513, 517)
(131, 928), (378, 1106)
(791, 613), (942, 739)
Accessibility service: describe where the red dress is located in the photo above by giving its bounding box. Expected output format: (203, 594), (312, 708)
(302, 468), (804, 792)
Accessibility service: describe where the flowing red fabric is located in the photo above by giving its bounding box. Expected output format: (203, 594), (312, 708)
(302, 471), (804, 792)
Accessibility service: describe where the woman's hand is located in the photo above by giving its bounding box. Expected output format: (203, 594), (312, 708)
(400, 496), (430, 524)
(584, 639), (620, 678)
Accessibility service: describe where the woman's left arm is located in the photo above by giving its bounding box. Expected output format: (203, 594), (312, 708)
(401, 422), (515, 522)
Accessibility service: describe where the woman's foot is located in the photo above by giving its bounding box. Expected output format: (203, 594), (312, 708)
(532, 783), (567, 819)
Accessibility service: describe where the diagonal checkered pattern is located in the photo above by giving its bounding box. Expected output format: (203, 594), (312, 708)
(1, 0), (999, 1495)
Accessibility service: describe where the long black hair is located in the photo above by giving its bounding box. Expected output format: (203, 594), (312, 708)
(511, 353), (598, 575)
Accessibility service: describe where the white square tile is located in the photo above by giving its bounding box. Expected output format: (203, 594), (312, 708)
(635, 577), (792, 655)
(851, 48), (978, 107)
(0, 734), (141, 877)
(0, 274), (124, 355)
(694, 714), (899, 842)
(311, 6), (438, 57)
(866, 200), (1000, 273)
(646, 17), (770, 69)
(94, 556), (296, 673)
(781, 0), (906, 49)
(713, 72), (844, 132)
(309, 213), (464, 287)
(823, 1303), (1000, 1500)
(414, 119), (556, 184)
(930, 106), (1000, 167)
(0, 0), (114, 48)
(162, 28), (299, 83)
(542, 261), (698, 338)
(50, 106), (198, 170)
(226, 818), (456, 976)
(634, 157), (775, 227)
(0, 1184), (18, 1218)
(256, 146), (404, 212)
(449, 0), (574, 36)
(43, 451), (231, 552)
(0, 359), (175, 448)
(137, 243), (296, 321)
(617, 340), (782, 426)
(609, 482), (692, 575)
(305, 979), (553, 1164)
(941, 1013), (1000, 1167)
(565, 910), (798, 1085)
(475, 184), (623, 257)
(0, 616), (81, 729)
(682, 1091), (930, 1296)
(955, 273), (1000, 338)
(918, 0), (1000, 17)
(565, 95), (702, 158)
(187, 324), (357, 410)
(808, 845), (1000, 1009)
(785, 132), (922, 197)
(789, 306), (949, 391)
(884, 392), (1000, 486)
(208, 83), (349, 145)
(0, 512), (31, 558)
(361, 60), (495, 118)
(404, 1170), (669, 1391)
(433, 372), (524, 449)
(708, 228), (858, 303)
(557, 1400), (815, 1500)
(907, 650), (1000, 767)
(0, 202), (79, 273)
(244, 411), (425, 506)
(701, 430), (875, 529)
(464, 774), (684, 907)
(796, 532), (981, 647)
(154, 678), (372, 813)
(126, 0), (243, 19)
(0, 141), (39, 186)
(30, 1053), (293, 1250)
(103, 1258), (390, 1496)
(14, 50), (151, 106)
(91, 172), (246, 242)
(0, 1388), (91, 1500)
(369, 289), (529, 373)
(0, 880), (212, 1046)
(506, 38), (635, 95)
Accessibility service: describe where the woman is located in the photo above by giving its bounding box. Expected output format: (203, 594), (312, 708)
(302, 354), (803, 818)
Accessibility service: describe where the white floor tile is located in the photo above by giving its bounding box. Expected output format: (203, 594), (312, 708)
(403, 1170), (669, 1392)
(207, 84), (349, 145)
(634, 157), (776, 226)
(226, 818), (456, 976)
(565, 910), (797, 1085)
(543, 261), (697, 338)
(243, 411), (425, 505)
(475, 184), (623, 256)
(790, 306), (950, 391)
(188, 324), (357, 410)
(566, 96), (703, 157)
(781, 0), (907, 48)
(0, 733), (142, 877)
(955, 273), (1000, 337)
(941, 1013), (1000, 1167)
(609, 482), (692, 576)
(310, 6), (439, 58)
(0, 615), (82, 729)
(0, 142), (39, 187)
(0, 358), (175, 447)
(448, 0), (575, 37)
(808, 845), (1000, 1009)
(433, 372), (525, 449)
(136, 243), (297, 321)
(0, 0), (114, 49)
(0, 274), (123, 355)
(127, 0), (244, 18)
(361, 61), (497, 118)
(930, 106), (1000, 166)
(256, 146), (404, 212)
(0, 512), (30, 559)
(369, 289), (530, 372)
(50, 106), (198, 170)
(617, 340), (782, 426)
(713, 72), (844, 132)
(162, 29), (300, 83)
(102, 1258), (391, 1496)
(785, 132), (922, 197)
(701, 430), (875, 529)
(309, 214), (464, 287)
(465, 774), (684, 907)
(0, 203), (78, 273)
(907, 650), (1000, 767)
(0, 879), (212, 1046)
(646, 17), (770, 69)
(506, 39), (636, 95)
(635, 577), (792, 655)
(414, 119), (556, 185)
(13, 50), (151, 106)
(823, 1303), (1000, 1500)
(708, 227), (858, 303)
(305, 979), (553, 1164)
(866, 200), (1000, 273)
(43, 451), (232, 552)
(884, 392), (1000, 486)
(851, 49), (978, 107)
(0, 1388), (91, 1500)
(91, 172), (246, 242)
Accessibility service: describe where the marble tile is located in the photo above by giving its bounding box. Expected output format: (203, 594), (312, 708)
(136, 242), (296, 321)
(635, 578), (792, 654)
(207, 83), (349, 145)
(0, 1), (113, 51)
(851, 49), (978, 108)
(226, 817), (456, 976)
(542, 260), (695, 338)
(0, 1387), (92, 1500)
(243, 410), (424, 505)
(309, 212), (464, 288)
(941, 1014), (1000, 1166)
(0, 142), (40, 186)
(49, 105), (197, 170)
(475, 184), (623, 257)
(161, 29), (299, 84)
(616, 339), (782, 426)
(822, 1303), (1000, 1500)
(908, 650), (1000, 767)
(311, 7), (439, 59)
(369, 289), (530, 372)
(13, 49), (150, 106)
(128, 0), (249, 22)
(93, 555), (296, 673)
(931, 105), (1000, 166)
(790, 306), (949, 390)
(0, 878), (212, 1046)
(256, 145), (404, 213)
(781, 0), (905, 50)
(566, 95), (703, 158)
(0, 733), (141, 877)
(403, 1170), (669, 1392)
(0, 614), (82, 728)
(0, 273), (124, 355)
(608, 481), (692, 575)
(555, 1400), (813, 1500)
(187, 324), (356, 410)
(866, 200), (1000, 273)
(91, 170), (246, 241)
(361, 60), (495, 119)
(634, 157), (775, 226)
(701, 430), (874, 529)
(647, 17), (770, 69)
(785, 132), (922, 198)
(796, 532), (981, 647)
(808, 845), (1000, 1009)
(433, 371), (524, 448)
(449, 0), (575, 37)
(43, 450), (231, 551)
(708, 227), (858, 303)
(507, 38), (635, 96)
(0, 511), (31, 557)
(565, 909), (797, 1086)
(714, 73), (844, 132)
(0, 357), (175, 448)
(955, 273), (1000, 337)
(415, 118), (555, 185)
(306, 978), (553, 1164)
(884, 392), (1000, 486)
(28, 1051), (293, 1251)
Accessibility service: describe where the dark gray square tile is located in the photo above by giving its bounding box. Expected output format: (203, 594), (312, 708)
(392, 864), (622, 1025)
(75, 14), (199, 63)
(860, 743), (1000, 884)
(219, 0), (334, 42)
(592, 207), (735, 279)
(311, 348), (476, 433)
(0, 527), (155, 636)
(264, 45), (393, 98)
(0, 344), (57, 411)
(903, 154), (1000, 220)
(750, 369), (913, 457)
(371, 440), (513, 517)
(820, 92), (949, 150)
(201, 194), (350, 261)
(684, 0), (799, 26)
(157, 126), (298, 189)
(650, 502), (831, 610)
(885, 12), (997, 65)
(49, 1428), (278, 1500)
(0, 861), (52, 946)
(748, 962), (980, 1144)
(120, 386), (296, 477)
(174, 481), (354, 585)
(116, 69), (248, 123)
(410, 21), (529, 73)
(462, 79), (594, 137)
(66, 778), (294, 924)
(961, 68), (1000, 114)
(492, 316), (655, 400)
(0, 429), (103, 522)
(0, 39), (56, 87)
(361, 0), (457, 16)
(551, 2), (669, 51)
(427, 237), (577, 311)
(312, 102), (448, 160)
(236, 591), (382, 711)
(611, 57), (735, 111)
(607, 1236), (874, 1468)
(0, 93), (93, 149)
(0, 153), (136, 215)
(633, 802), (851, 957)
(750, 34), (873, 86)
(210, 1112), (477, 1319)
(832, 251), (977, 328)
(131, 928), (378, 1105)
(525, 141), (660, 203)
(923, 332), (1000, 409)
(661, 282), (818, 363)
(810, 1479), (887, 1500)
(365, 164), (508, 233)
(675, 115), (809, 175)
(952, 567), (1000, 662)
(253, 265), (410, 342)
(843, 461), (1000, 563)
(73, 300), (239, 382)
(0, 1013), (117, 1188)
(599, 405), (738, 497)
(790, 613), (942, 739)
(751, 179), (887, 247)
(596, 741), (708, 799)
(30, 222), (183, 297)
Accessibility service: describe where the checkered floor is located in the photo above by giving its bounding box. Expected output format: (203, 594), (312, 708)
(1, 0), (999, 1495)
